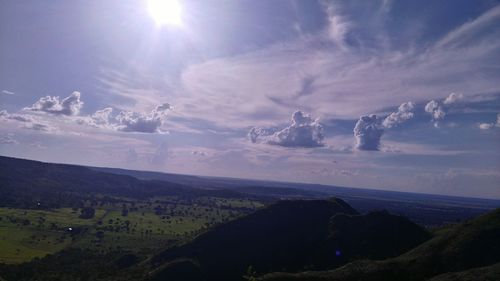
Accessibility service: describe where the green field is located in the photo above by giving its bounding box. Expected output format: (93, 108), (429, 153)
(0, 197), (262, 264)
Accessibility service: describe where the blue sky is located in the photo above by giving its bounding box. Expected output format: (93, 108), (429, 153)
(1, 0), (499, 199)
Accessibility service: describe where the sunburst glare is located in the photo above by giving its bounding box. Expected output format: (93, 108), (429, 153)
(147, 0), (182, 26)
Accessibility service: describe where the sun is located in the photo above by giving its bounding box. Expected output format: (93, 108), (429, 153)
(147, 0), (183, 26)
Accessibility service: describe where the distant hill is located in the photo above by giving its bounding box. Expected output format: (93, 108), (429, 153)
(257, 208), (500, 281)
(93, 161), (500, 226)
(3, 156), (499, 225)
(0, 156), (249, 209)
(93, 166), (328, 198)
(147, 199), (430, 281)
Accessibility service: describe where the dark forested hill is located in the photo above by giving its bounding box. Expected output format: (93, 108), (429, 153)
(257, 208), (500, 281)
(146, 199), (430, 281)
(0, 156), (250, 208)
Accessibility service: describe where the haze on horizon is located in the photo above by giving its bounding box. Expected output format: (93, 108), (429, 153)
(0, 0), (499, 199)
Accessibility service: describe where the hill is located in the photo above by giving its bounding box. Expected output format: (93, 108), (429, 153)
(257, 208), (500, 281)
(146, 199), (429, 281)
(0, 156), (252, 209)
(427, 262), (500, 281)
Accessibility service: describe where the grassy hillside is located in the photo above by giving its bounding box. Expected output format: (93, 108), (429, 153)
(428, 262), (500, 281)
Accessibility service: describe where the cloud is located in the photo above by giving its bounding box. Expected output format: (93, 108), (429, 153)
(0, 109), (54, 132)
(249, 111), (324, 148)
(1, 90), (15, 95)
(0, 133), (18, 145)
(115, 103), (171, 133)
(0, 110), (34, 123)
(435, 5), (500, 48)
(354, 114), (384, 151)
(443, 92), (464, 105)
(191, 150), (207, 157)
(22, 122), (54, 132)
(78, 103), (171, 133)
(424, 100), (446, 126)
(382, 102), (415, 128)
(479, 113), (500, 129)
(354, 101), (415, 152)
(325, 3), (350, 50)
(79, 107), (114, 129)
(25, 91), (83, 116)
(479, 123), (494, 130)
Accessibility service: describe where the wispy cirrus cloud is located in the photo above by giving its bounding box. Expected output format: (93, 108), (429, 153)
(1, 90), (15, 95)
(0, 133), (18, 144)
(176, 4), (500, 131)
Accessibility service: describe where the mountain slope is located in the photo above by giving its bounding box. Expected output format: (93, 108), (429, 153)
(428, 262), (500, 281)
(257, 208), (500, 281)
(147, 199), (429, 281)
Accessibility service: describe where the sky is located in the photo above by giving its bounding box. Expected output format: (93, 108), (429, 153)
(1, 0), (499, 199)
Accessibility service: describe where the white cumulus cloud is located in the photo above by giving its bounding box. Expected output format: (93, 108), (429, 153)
(382, 102), (415, 128)
(354, 114), (384, 151)
(478, 113), (500, 130)
(425, 100), (446, 127)
(249, 111), (324, 148)
(25, 91), (83, 116)
(115, 103), (171, 133)
(443, 92), (464, 104)
(78, 103), (171, 133)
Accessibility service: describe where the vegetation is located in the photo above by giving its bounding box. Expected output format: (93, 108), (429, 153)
(257, 208), (500, 281)
(0, 157), (265, 265)
(1, 156), (499, 281)
(146, 199), (430, 281)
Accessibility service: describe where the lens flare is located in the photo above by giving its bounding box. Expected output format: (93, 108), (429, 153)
(148, 0), (182, 26)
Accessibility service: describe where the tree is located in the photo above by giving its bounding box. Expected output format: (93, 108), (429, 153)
(79, 207), (95, 219)
(121, 208), (129, 217)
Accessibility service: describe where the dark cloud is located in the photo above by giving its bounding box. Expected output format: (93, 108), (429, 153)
(25, 91), (83, 116)
(354, 114), (384, 151)
(249, 111), (324, 148)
